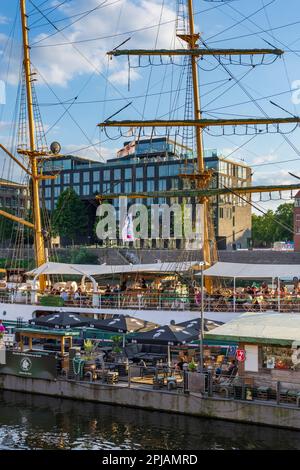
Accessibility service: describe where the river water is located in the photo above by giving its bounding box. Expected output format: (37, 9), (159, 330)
(1, 391), (300, 450)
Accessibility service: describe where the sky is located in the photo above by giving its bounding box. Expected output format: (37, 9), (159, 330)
(1, 0), (300, 212)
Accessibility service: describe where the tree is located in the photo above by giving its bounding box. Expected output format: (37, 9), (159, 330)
(70, 247), (98, 264)
(251, 203), (294, 247)
(51, 188), (89, 244)
(273, 203), (294, 241)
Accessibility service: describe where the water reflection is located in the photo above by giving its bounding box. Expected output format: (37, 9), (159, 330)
(1, 391), (300, 450)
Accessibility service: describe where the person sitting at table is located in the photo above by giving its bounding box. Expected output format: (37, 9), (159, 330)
(60, 290), (68, 303)
(261, 281), (269, 295)
(224, 360), (238, 377)
(74, 287), (82, 304)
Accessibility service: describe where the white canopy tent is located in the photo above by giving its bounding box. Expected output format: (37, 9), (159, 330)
(198, 262), (300, 313)
(199, 262), (300, 279)
(26, 261), (200, 307)
(26, 261), (200, 277)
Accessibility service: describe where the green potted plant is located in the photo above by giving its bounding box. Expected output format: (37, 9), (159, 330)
(188, 358), (197, 372)
(83, 339), (94, 361)
(111, 335), (123, 360)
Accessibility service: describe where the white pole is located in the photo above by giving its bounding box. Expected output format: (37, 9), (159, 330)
(168, 344), (171, 368)
(278, 277), (280, 313)
(233, 277), (236, 313)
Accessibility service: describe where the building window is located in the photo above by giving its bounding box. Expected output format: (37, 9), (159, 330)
(83, 172), (90, 183)
(169, 164), (179, 176)
(103, 183), (110, 193)
(45, 178), (52, 187)
(136, 180), (144, 192)
(125, 168), (132, 179)
(93, 184), (100, 193)
(103, 170), (110, 181)
(147, 180), (155, 192)
(114, 183), (121, 193)
(73, 186), (80, 195)
(64, 173), (70, 184)
(159, 179), (167, 191)
(159, 165), (168, 177)
(45, 188), (51, 198)
(54, 187), (60, 198)
(114, 169), (121, 180)
(147, 166), (155, 178)
(73, 173), (80, 184)
(262, 346), (293, 370)
(125, 181), (132, 193)
(93, 171), (100, 182)
(82, 185), (90, 196)
(45, 200), (52, 211)
(170, 178), (179, 189)
(136, 167), (143, 179)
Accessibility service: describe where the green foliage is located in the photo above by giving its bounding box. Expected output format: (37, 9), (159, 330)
(111, 335), (123, 353)
(51, 188), (88, 244)
(84, 339), (94, 360)
(70, 247), (98, 264)
(188, 358), (197, 372)
(252, 203), (293, 247)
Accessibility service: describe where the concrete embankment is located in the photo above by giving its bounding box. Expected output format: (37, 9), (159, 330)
(1, 374), (300, 430)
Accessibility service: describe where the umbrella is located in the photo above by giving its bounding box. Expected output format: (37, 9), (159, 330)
(88, 315), (158, 334)
(133, 324), (199, 366)
(177, 318), (224, 332)
(29, 311), (89, 329)
(133, 324), (199, 345)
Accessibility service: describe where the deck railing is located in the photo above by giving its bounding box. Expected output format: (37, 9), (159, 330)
(1, 289), (300, 313)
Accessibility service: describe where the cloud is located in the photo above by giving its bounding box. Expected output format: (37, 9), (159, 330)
(30, 0), (178, 87)
(63, 142), (118, 161)
(0, 16), (8, 25)
(109, 67), (141, 85)
(252, 153), (279, 166)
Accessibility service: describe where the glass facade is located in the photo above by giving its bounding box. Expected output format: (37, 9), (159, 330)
(103, 170), (110, 181)
(82, 185), (90, 196)
(64, 173), (70, 184)
(136, 167), (144, 179)
(125, 168), (132, 179)
(147, 166), (155, 178)
(42, 144), (251, 248)
(114, 169), (121, 180)
(83, 172), (90, 183)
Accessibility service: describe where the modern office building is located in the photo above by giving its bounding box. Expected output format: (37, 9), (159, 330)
(0, 179), (28, 213)
(41, 137), (252, 249)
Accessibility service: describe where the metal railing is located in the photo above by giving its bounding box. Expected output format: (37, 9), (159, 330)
(2, 289), (300, 313)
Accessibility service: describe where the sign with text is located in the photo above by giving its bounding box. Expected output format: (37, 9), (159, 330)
(0, 350), (57, 380)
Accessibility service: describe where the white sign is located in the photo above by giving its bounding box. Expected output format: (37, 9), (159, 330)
(244, 344), (259, 372)
(0, 341), (6, 364)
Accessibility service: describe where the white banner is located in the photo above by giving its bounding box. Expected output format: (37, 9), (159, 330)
(122, 213), (135, 242)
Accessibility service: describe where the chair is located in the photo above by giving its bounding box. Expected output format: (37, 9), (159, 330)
(153, 374), (164, 389)
(167, 376), (177, 390)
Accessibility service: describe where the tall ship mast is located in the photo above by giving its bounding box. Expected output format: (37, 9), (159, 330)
(0, 0), (60, 291)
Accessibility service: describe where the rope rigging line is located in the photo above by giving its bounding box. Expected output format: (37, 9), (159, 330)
(30, 1), (230, 48)
(29, 0), (122, 47)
